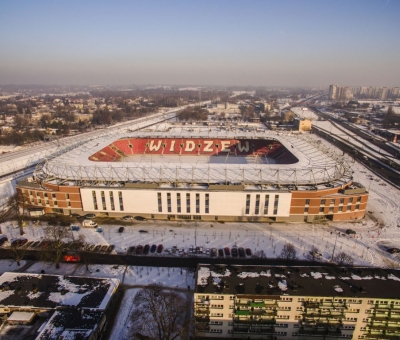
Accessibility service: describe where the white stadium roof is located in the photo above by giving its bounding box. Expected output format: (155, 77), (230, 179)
(35, 123), (353, 188)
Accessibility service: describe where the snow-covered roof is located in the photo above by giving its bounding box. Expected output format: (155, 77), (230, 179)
(195, 265), (400, 298)
(0, 272), (119, 311)
(36, 124), (353, 187)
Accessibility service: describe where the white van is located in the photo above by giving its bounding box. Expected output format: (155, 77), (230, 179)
(82, 220), (98, 228)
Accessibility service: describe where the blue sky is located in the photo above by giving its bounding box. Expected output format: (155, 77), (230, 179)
(0, 0), (399, 87)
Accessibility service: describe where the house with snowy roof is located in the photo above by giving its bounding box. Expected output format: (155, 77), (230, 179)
(0, 272), (120, 340)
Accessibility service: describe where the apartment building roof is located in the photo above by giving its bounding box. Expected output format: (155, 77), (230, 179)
(195, 265), (400, 299)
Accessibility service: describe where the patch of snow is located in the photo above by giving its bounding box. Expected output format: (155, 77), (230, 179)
(311, 272), (323, 279)
(388, 274), (400, 281)
(278, 279), (288, 291)
(333, 285), (343, 293)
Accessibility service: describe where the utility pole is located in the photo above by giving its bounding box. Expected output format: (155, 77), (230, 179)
(331, 233), (338, 262)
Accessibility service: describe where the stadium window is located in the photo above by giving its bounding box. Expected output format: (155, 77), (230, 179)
(29, 191), (33, 196)
(67, 201), (71, 207)
(158, 192), (162, 213)
(340, 198), (344, 204)
(196, 193), (200, 214)
(92, 191), (98, 210)
(330, 198), (335, 205)
(245, 194), (250, 214)
(66, 194), (70, 200)
(38, 199), (41, 204)
(347, 205), (351, 211)
(304, 207), (309, 214)
(109, 192), (115, 211)
(53, 201), (58, 206)
(357, 196), (361, 203)
(177, 193), (181, 213)
(52, 193), (56, 198)
(101, 191), (106, 210)
(45, 200), (49, 205)
(205, 194), (209, 214)
(255, 194), (260, 215)
(348, 197), (353, 204)
(44, 192), (48, 198)
(321, 199), (326, 205)
(329, 207), (334, 212)
(186, 193), (191, 213)
(167, 193), (171, 213)
(356, 204), (360, 210)
(305, 199), (310, 205)
(264, 195), (270, 214)
(339, 206), (343, 212)
(36, 192), (40, 197)
(319, 207), (324, 213)
(118, 191), (124, 211)
(273, 195), (279, 215)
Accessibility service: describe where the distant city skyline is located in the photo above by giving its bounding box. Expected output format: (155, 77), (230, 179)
(1, 0), (399, 87)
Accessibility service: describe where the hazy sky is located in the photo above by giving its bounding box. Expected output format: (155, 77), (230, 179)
(1, 0), (399, 87)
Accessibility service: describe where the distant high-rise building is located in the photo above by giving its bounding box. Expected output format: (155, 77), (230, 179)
(328, 84), (338, 100)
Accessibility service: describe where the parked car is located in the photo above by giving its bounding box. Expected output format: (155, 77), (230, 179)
(157, 244), (163, 253)
(11, 237), (28, 247)
(346, 229), (356, 235)
(218, 248), (224, 257)
(0, 234), (8, 246)
(387, 248), (400, 254)
(60, 221), (71, 227)
(231, 247), (238, 257)
(82, 220), (97, 228)
(84, 214), (96, 219)
(71, 213), (81, 218)
(224, 247), (230, 256)
(138, 230), (149, 233)
(118, 226), (125, 233)
(136, 245), (143, 255)
(134, 216), (147, 221)
(245, 248), (252, 257)
(150, 244), (157, 253)
(238, 247), (245, 258)
(127, 246), (136, 254)
(143, 244), (150, 255)
(211, 248), (217, 257)
(121, 215), (133, 221)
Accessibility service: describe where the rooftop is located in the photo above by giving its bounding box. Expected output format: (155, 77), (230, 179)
(195, 265), (400, 299)
(0, 272), (119, 310)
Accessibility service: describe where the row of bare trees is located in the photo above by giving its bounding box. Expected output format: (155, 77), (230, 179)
(280, 242), (354, 266)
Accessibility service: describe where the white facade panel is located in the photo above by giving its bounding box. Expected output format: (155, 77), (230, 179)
(81, 188), (292, 218)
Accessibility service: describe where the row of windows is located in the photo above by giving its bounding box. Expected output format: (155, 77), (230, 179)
(305, 197), (362, 206)
(93, 191), (124, 211)
(306, 204), (361, 214)
(29, 190), (73, 200)
(246, 194), (279, 215)
(158, 192), (210, 214)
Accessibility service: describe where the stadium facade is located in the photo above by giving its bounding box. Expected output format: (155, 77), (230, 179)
(16, 124), (368, 222)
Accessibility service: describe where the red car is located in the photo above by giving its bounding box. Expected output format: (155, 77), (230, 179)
(224, 247), (230, 256)
(157, 244), (163, 253)
(136, 245), (143, 255)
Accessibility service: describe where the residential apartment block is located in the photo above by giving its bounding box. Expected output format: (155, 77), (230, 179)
(195, 265), (400, 339)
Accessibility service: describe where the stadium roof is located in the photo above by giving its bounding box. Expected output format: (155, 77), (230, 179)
(35, 123), (353, 188)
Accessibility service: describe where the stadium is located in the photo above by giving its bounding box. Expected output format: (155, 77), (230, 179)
(17, 122), (368, 222)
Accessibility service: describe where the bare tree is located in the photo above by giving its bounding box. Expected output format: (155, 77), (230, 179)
(306, 245), (322, 262)
(333, 252), (354, 266)
(42, 223), (84, 268)
(280, 242), (297, 261)
(131, 284), (192, 340)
